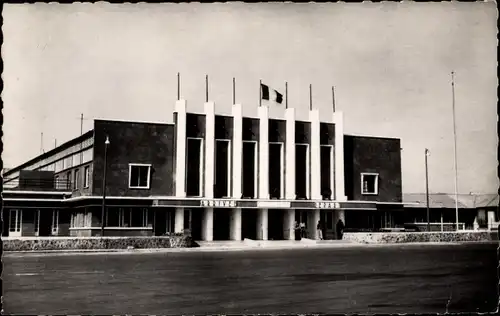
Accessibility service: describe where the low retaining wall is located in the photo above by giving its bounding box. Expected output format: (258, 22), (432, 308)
(343, 231), (493, 244)
(2, 235), (198, 252)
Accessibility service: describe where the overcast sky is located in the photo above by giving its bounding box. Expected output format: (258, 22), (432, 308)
(2, 2), (498, 194)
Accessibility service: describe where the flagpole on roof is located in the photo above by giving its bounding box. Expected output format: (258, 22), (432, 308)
(177, 72), (180, 100)
(309, 84), (312, 111)
(205, 74), (209, 102)
(233, 77), (236, 105)
(260, 79), (263, 107)
(451, 71), (459, 231)
(285, 82), (288, 109)
(332, 86), (336, 113)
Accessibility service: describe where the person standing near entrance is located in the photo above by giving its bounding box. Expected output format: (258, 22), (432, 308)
(336, 219), (345, 240)
(317, 220), (324, 240)
(294, 221), (301, 240)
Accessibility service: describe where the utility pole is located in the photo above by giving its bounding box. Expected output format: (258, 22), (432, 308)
(425, 148), (430, 232)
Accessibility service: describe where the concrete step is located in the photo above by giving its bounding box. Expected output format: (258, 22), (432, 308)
(197, 241), (246, 248)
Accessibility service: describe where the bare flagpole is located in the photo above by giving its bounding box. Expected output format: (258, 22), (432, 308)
(285, 82), (288, 109)
(259, 79), (262, 107)
(177, 72), (181, 100)
(451, 71), (459, 231)
(309, 84), (312, 111)
(205, 74), (209, 102)
(332, 86), (336, 112)
(233, 77), (236, 104)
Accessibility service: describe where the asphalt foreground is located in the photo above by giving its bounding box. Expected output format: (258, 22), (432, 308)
(2, 243), (498, 314)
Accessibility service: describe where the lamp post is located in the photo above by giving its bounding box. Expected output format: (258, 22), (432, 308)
(101, 135), (110, 237)
(425, 148), (430, 232)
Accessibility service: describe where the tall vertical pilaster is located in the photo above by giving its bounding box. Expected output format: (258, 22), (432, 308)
(258, 106), (269, 199)
(307, 209), (321, 239)
(257, 209), (268, 240)
(333, 111), (347, 202)
(230, 208), (242, 241)
(284, 209), (295, 240)
(309, 109), (321, 200)
(174, 208), (184, 233)
(204, 102), (215, 198)
(285, 108), (296, 199)
(174, 100), (187, 197)
(202, 208), (214, 241)
(232, 104), (243, 198)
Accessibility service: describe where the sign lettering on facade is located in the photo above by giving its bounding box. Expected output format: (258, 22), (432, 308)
(200, 199), (237, 208)
(315, 202), (336, 209)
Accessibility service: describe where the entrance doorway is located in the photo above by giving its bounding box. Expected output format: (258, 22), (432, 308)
(38, 210), (52, 237)
(184, 209), (202, 240)
(320, 210), (335, 240)
(242, 209), (257, 240)
(213, 209), (231, 240)
(268, 210), (285, 240)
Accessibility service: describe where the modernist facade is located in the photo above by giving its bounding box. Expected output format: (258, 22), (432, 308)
(2, 100), (404, 240)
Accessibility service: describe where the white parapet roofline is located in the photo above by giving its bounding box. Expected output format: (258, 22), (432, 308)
(2, 190), (73, 195)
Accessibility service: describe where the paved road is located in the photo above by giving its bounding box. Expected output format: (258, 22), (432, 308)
(3, 243), (497, 314)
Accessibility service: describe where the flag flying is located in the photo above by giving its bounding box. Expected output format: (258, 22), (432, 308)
(261, 83), (283, 104)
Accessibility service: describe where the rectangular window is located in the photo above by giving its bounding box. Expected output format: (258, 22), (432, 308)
(67, 171), (72, 189)
(242, 141), (257, 199)
(129, 164), (151, 189)
(107, 208), (148, 227)
(106, 208), (120, 227)
(55, 160), (64, 172)
(9, 209), (22, 234)
(361, 173), (379, 195)
(74, 169), (80, 189)
(214, 139), (231, 198)
(84, 166), (90, 188)
(186, 138), (203, 197)
(320, 145), (334, 200)
(269, 142), (284, 199)
(65, 156), (73, 169)
(84, 210), (92, 227)
(295, 144), (309, 199)
(82, 148), (93, 164)
(131, 208), (148, 227)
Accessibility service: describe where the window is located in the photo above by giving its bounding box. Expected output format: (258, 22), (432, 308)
(129, 164), (151, 189)
(106, 208), (120, 227)
(74, 169), (80, 189)
(84, 166), (90, 188)
(9, 209), (22, 233)
(106, 208), (149, 227)
(82, 148), (93, 164)
(65, 156), (73, 169)
(55, 160), (64, 172)
(52, 210), (59, 234)
(361, 173), (379, 195)
(67, 171), (72, 189)
(73, 153), (81, 167)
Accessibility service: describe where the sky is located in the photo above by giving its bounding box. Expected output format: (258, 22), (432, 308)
(2, 2), (498, 194)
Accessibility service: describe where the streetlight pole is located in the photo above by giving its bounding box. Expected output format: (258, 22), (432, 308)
(425, 148), (430, 232)
(101, 135), (110, 237)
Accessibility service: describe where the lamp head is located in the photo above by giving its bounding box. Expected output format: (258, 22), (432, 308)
(105, 136), (110, 145)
